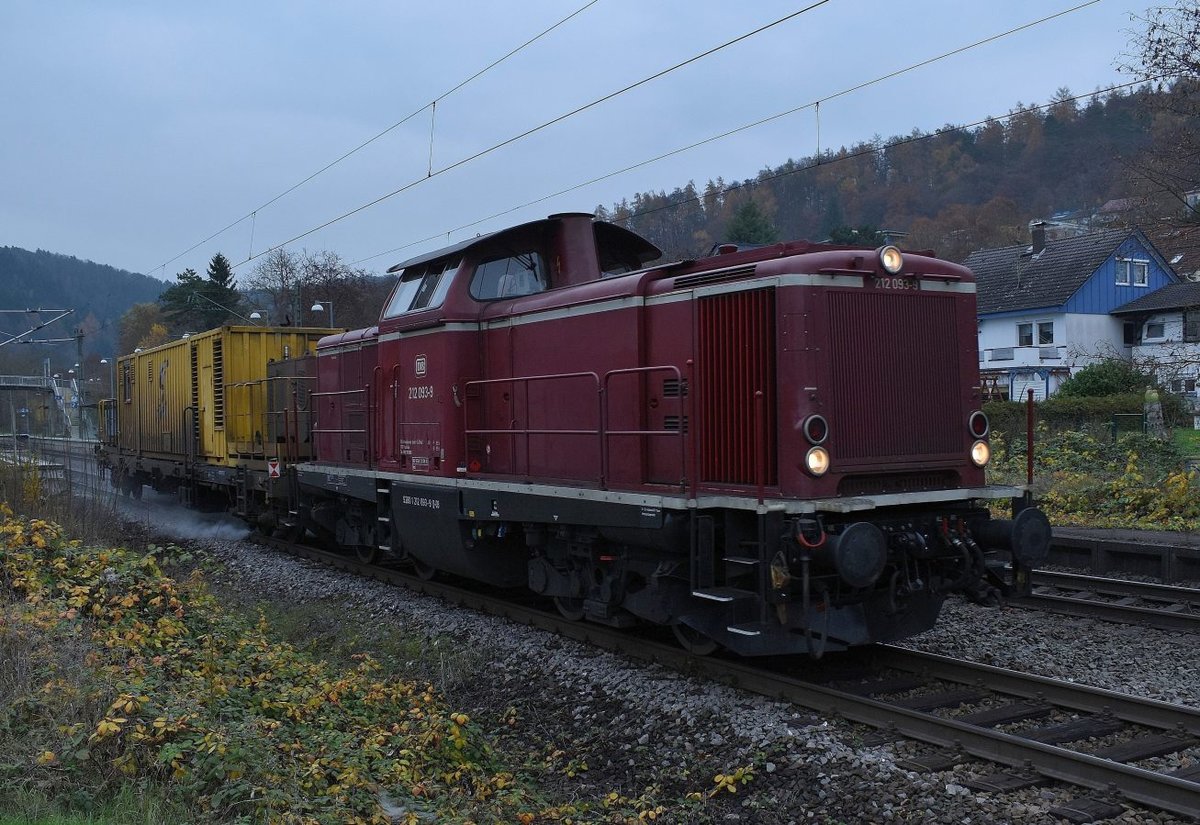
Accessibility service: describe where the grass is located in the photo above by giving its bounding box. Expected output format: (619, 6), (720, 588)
(0, 785), (191, 825)
(1172, 425), (1200, 456)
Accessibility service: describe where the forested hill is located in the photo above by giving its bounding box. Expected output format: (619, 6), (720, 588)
(604, 84), (1195, 262)
(0, 247), (164, 368)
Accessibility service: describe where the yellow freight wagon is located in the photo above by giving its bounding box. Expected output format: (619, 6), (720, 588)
(115, 326), (331, 478)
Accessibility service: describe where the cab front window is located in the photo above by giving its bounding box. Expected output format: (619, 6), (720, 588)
(383, 258), (460, 317)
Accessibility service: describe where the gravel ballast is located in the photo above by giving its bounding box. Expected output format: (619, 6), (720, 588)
(183, 532), (1196, 825)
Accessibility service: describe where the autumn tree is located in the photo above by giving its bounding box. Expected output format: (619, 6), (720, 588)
(1120, 1), (1200, 220)
(117, 303), (168, 355)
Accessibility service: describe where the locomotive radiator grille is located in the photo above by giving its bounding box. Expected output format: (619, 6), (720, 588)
(697, 287), (778, 485)
(828, 291), (962, 461)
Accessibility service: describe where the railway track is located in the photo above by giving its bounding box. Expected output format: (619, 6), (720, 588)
(263, 535), (1200, 821)
(1018, 570), (1200, 632)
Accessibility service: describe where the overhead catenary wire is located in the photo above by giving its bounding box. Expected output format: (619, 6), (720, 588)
(354, 76), (1164, 269)
(352, 0), (1107, 267)
(232, 0), (838, 270)
(616, 76), (1181, 228)
(144, 0), (602, 276)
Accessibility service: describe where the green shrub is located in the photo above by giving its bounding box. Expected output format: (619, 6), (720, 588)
(1055, 359), (1153, 397)
(984, 394), (1145, 435)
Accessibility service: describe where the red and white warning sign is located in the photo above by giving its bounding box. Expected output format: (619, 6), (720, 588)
(268, 459), (281, 479)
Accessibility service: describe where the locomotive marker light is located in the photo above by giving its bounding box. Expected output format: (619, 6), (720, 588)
(878, 245), (904, 274)
(804, 445), (830, 476)
(801, 413), (828, 445)
(968, 410), (990, 438)
(970, 439), (991, 467)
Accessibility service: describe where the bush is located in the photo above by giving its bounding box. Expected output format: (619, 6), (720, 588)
(1055, 359), (1153, 397)
(987, 427), (1199, 531)
(984, 393), (1145, 435)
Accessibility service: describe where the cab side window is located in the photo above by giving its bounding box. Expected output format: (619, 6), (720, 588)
(471, 252), (547, 300)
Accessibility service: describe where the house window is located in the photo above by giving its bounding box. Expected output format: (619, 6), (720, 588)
(1116, 258), (1149, 286)
(1145, 321), (1165, 340)
(1169, 378), (1197, 393)
(1017, 321), (1052, 346)
(1185, 310), (1200, 343)
(1123, 322), (1140, 346)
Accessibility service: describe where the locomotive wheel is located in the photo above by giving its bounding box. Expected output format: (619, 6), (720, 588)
(356, 544), (381, 565)
(553, 596), (585, 622)
(411, 557), (438, 581)
(672, 623), (718, 656)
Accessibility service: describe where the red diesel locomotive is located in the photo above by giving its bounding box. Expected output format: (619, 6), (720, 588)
(288, 212), (1049, 656)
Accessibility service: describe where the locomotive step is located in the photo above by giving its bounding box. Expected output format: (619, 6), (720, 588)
(691, 587), (757, 602)
(723, 555), (760, 566)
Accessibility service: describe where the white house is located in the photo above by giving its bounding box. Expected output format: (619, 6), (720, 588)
(966, 224), (1178, 400)
(1112, 281), (1200, 408)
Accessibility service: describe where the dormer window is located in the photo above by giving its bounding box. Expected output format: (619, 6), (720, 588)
(1116, 258), (1148, 287)
(1145, 321), (1165, 340)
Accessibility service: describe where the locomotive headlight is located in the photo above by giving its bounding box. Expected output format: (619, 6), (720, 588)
(805, 446), (830, 476)
(970, 439), (991, 467)
(878, 245), (904, 274)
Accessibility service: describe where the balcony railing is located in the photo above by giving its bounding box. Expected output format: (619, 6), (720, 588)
(981, 344), (1065, 365)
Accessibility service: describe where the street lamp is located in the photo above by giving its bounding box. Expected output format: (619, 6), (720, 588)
(310, 300), (334, 326)
(249, 310), (266, 324)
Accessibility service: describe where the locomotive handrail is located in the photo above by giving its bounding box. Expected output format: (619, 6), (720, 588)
(463, 371), (602, 482)
(601, 365), (687, 492)
(312, 387), (369, 465)
(371, 366), (384, 467)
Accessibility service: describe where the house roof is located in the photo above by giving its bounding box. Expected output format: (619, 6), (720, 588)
(1111, 281), (1200, 315)
(964, 227), (1134, 314)
(1146, 222), (1200, 280)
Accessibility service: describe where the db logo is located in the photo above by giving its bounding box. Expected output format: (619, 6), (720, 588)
(415, 355), (427, 377)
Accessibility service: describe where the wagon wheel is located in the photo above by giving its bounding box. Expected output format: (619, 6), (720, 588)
(356, 544), (381, 565)
(553, 596), (585, 622)
(411, 557), (438, 581)
(672, 623), (718, 656)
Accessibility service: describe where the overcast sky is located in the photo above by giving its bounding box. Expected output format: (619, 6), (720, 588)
(0, 0), (1153, 283)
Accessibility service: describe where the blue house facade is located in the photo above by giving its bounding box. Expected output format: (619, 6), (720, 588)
(967, 225), (1177, 399)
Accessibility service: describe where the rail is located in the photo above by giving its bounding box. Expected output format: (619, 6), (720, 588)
(262, 537), (1200, 820)
(1015, 569), (1200, 631)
